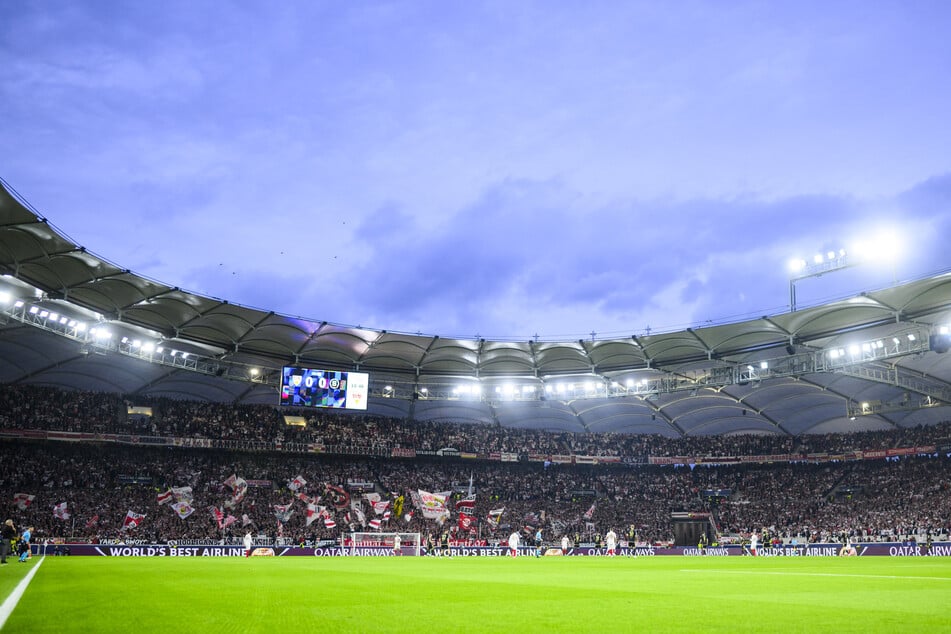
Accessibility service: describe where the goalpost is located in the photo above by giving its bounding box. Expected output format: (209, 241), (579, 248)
(349, 532), (422, 556)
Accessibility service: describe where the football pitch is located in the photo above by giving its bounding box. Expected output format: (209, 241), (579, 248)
(2, 555), (950, 633)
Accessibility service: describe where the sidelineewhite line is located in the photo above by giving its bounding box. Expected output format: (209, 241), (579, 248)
(679, 569), (951, 581)
(0, 557), (44, 630)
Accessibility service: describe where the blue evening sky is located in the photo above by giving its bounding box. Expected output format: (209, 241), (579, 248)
(2, 1), (949, 340)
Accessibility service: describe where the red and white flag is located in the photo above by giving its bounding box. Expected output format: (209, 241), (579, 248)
(288, 475), (307, 492)
(487, 508), (504, 527)
(171, 486), (193, 503)
(583, 502), (596, 520)
(458, 513), (475, 531)
(368, 519), (381, 530)
(13, 493), (35, 510)
(324, 517), (337, 529)
(53, 502), (70, 520)
(156, 490), (174, 505)
(372, 500), (390, 515)
(210, 506), (225, 528)
(222, 515), (237, 529)
(171, 502), (194, 519)
(353, 506), (366, 527)
(296, 492), (317, 505)
(417, 490), (449, 520)
(305, 503), (325, 527)
(325, 484), (350, 509)
(455, 496), (476, 512)
(85, 514), (99, 529)
(122, 510), (146, 531)
(273, 504), (294, 523)
(241, 514), (252, 527)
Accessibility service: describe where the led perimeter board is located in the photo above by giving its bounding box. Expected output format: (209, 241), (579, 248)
(280, 367), (369, 410)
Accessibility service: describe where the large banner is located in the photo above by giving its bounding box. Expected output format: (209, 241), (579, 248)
(53, 542), (950, 557)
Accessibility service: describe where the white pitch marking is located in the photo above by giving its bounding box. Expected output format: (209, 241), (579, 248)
(0, 556), (45, 630)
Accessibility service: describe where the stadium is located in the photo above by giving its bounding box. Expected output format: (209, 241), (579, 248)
(2, 171), (951, 632)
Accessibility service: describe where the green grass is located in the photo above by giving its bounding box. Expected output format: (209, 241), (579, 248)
(3, 555), (951, 633)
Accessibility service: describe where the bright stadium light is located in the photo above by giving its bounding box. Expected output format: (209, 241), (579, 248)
(787, 228), (902, 313)
(788, 245), (853, 312)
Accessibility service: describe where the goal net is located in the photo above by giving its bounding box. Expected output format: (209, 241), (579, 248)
(349, 532), (421, 556)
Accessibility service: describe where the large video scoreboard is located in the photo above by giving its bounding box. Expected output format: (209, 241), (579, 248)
(280, 367), (369, 410)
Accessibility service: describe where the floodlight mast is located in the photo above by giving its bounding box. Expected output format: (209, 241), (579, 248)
(788, 249), (854, 312)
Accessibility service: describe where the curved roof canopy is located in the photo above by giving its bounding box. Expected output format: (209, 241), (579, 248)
(2, 180), (951, 437)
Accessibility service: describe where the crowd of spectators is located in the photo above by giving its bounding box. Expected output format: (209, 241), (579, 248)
(2, 384), (949, 546)
(2, 440), (948, 547)
(2, 384), (950, 460)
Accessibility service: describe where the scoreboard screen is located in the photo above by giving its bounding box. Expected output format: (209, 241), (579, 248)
(280, 367), (369, 410)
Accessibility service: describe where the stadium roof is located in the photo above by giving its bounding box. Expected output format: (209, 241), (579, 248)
(2, 179), (951, 437)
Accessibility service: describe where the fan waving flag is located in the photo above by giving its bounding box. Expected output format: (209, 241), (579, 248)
(296, 492), (317, 505)
(14, 493), (35, 510)
(323, 516), (337, 529)
(288, 475), (307, 492)
(171, 502), (194, 520)
(456, 496), (476, 512)
(306, 503), (324, 527)
(122, 510), (146, 531)
(273, 504), (294, 523)
(171, 486), (193, 503)
(53, 502), (70, 520)
(458, 513), (475, 531)
(156, 489), (173, 505)
(326, 484), (350, 509)
(583, 502), (596, 520)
